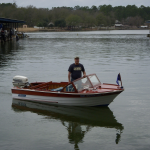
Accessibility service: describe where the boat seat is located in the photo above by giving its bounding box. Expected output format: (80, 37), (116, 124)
(66, 85), (75, 92)
(51, 87), (63, 92)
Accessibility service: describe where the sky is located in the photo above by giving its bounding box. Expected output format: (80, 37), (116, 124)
(0, 0), (149, 8)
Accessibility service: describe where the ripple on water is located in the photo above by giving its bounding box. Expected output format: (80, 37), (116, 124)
(0, 31), (150, 150)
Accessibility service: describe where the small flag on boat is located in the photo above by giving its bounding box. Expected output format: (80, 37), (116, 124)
(116, 73), (121, 85)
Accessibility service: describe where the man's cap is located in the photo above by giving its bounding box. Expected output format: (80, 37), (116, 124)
(74, 56), (79, 59)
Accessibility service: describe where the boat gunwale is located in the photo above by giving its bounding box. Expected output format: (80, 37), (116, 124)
(12, 87), (123, 96)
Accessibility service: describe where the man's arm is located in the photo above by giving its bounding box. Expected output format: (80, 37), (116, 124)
(82, 64), (86, 77)
(83, 71), (86, 77)
(68, 71), (71, 83)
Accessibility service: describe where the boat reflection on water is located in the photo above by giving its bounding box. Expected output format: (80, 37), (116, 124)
(12, 99), (124, 149)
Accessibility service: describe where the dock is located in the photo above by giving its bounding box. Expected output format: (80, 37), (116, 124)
(0, 18), (25, 43)
(146, 20), (150, 37)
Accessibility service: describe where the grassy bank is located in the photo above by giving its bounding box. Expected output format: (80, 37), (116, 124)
(18, 28), (40, 32)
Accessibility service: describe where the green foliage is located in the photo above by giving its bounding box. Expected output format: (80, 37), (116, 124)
(0, 3), (149, 27)
(37, 22), (43, 27)
(96, 13), (107, 26)
(66, 15), (81, 26)
(84, 15), (96, 27)
(54, 19), (66, 27)
(37, 19), (48, 27)
(91, 5), (98, 12)
(99, 5), (113, 15)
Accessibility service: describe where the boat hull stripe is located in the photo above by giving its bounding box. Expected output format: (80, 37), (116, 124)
(12, 89), (122, 98)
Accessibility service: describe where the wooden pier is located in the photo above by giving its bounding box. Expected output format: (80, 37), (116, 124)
(0, 18), (25, 43)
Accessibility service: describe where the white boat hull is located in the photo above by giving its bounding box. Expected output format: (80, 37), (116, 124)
(12, 93), (120, 106)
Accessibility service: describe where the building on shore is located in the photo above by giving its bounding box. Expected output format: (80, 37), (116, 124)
(140, 25), (148, 28)
(23, 24), (27, 28)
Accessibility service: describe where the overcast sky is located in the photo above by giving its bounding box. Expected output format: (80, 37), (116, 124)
(0, 0), (149, 8)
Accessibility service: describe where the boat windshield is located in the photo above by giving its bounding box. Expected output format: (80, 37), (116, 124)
(88, 74), (100, 86)
(73, 77), (93, 92)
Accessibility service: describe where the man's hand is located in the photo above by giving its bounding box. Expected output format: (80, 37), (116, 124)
(68, 72), (71, 83)
(83, 71), (86, 77)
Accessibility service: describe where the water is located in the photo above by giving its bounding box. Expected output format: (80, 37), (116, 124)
(0, 30), (150, 150)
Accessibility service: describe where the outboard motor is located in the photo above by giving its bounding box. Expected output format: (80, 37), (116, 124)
(12, 75), (29, 88)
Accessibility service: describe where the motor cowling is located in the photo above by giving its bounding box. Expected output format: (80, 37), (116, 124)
(12, 75), (29, 87)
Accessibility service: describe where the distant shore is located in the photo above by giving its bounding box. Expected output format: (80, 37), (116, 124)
(18, 27), (150, 32)
(18, 28), (100, 32)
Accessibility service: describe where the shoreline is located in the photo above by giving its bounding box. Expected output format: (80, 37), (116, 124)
(18, 28), (150, 32)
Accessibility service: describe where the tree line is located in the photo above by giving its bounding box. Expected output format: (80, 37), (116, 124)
(0, 3), (150, 28)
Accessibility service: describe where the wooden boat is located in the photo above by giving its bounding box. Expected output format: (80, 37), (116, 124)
(11, 74), (124, 106)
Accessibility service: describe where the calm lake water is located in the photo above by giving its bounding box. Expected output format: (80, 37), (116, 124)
(0, 30), (150, 150)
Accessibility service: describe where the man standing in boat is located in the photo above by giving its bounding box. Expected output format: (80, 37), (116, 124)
(68, 57), (86, 83)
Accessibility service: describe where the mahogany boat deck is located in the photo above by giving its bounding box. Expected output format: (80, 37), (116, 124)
(25, 81), (121, 94)
(29, 82), (68, 91)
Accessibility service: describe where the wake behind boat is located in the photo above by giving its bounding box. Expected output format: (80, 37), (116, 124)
(11, 74), (124, 106)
